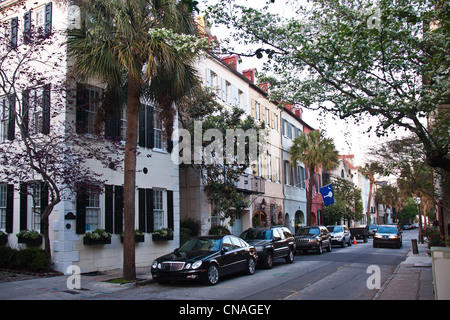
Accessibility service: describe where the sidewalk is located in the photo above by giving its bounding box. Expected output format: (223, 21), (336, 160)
(374, 242), (434, 300)
(0, 266), (154, 300)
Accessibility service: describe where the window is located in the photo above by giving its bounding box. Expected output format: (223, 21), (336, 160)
(0, 185), (6, 231)
(153, 109), (166, 150)
(265, 108), (270, 126)
(225, 81), (231, 104)
(29, 183), (41, 231)
(0, 95), (14, 142)
(274, 114), (278, 131)
(85, 188), (101, 232)
(255, 101), (260, 120)
(153, 189), (164, 230)
(24, 85), (50, 135)
(86, 87), (101, 135)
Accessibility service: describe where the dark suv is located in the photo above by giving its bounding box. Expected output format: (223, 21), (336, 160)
(240, 227), (296, 269)
(295, 226), (332, 254)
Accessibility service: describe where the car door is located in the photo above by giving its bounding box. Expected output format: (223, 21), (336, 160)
(343, 226), (351, 243)
(272, 228), (287, 259)
(220, 236), (240, 276)
(230, 236), (247, 272)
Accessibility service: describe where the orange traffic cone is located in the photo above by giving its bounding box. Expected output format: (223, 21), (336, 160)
(353, 237), (357, 245)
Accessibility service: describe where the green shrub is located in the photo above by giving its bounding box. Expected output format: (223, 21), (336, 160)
(0, 247), (50, 272)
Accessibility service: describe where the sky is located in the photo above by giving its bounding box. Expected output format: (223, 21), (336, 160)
(198, 0), (404, 167)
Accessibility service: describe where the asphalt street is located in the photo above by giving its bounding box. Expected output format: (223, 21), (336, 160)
(90, 228), (416, 300)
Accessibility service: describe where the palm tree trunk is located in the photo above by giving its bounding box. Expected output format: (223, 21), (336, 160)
(307, 166), (315, 226)
(122, 75), (140, 281)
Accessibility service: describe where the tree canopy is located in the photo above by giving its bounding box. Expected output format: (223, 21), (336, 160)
(206, 0), (450, 172)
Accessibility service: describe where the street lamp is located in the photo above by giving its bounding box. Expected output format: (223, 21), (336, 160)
(416, 196), (424, 244)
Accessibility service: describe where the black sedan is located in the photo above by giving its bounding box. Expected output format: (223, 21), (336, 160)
(373, 225), (403, 248)
(151, 235), (257, 285)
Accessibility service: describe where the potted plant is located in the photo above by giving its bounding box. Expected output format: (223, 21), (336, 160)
(120, 230), (145, 243)
(83, 229), (112, 245)
(17, 230), (43, 245)
(0, 231), (8, 245)
(152, 228), (174, 241)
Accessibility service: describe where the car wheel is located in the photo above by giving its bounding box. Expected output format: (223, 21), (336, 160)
(246, 258), (256, 275)
(265, 252), (273, 269)
(285, 249), (294, 264)
(206, 264), (219, 285)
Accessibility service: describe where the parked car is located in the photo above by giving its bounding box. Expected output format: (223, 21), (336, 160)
(240, 226), (295, 269)
(295, 226), (332, 254)
(373, 225), (403, 249)
(151, 235), (257, 285)
(327, 225), (352, 247)
(402, 224), (411, 230)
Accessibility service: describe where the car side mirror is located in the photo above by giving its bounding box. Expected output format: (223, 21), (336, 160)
(221, 247), (229, 254)
(273, 236), (281, 241)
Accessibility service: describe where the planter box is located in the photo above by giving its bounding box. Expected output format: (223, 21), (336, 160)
(18, 236), (42, 246)
(83, 237), (111, 245)
(152, 233), (174, 241)
(120, 234), (145, 243)
(0, 234), (8, 245)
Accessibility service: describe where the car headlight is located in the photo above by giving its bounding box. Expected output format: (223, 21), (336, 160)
(374, 235), (382, 239)
(152, 260), (158, 269)
(184, 263), (191, 269)
(389, 235), (398, 239)
(192, 260), (202, 269)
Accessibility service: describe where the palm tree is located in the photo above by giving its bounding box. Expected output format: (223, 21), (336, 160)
(359, 162), (383, 225)
(290, 130), (339, 225)
(67, 0), (203, 280)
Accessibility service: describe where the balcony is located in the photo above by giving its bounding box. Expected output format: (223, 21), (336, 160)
(235, 174), (265, 194)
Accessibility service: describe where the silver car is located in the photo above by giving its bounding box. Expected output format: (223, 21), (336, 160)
(327, 225), (352, 247)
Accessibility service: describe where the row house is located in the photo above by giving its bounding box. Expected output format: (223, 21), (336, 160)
(0, 0), (180, 274)
(181, 51), (323, 236)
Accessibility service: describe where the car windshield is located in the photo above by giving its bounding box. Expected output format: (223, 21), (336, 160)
(296, 228), (320, 235)
(328, 226), (343, 232)
(178, 237), (222, 252)
(377, 226), (397, 234)
(240, 229), (273, 240)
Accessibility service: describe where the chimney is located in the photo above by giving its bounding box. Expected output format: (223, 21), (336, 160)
(294, 107), (302, 120)
(243, 68), (256, 83)
(222, 55), (242, 72)
(258, 81), (271, 93)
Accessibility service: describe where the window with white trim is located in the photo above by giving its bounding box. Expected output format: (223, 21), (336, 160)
(29, 183), (41, 231)
(0, 184), (7, 231)
(153, 189), (164, 230)
(85, 189), (101, 232)
(0, 96), (10, 142)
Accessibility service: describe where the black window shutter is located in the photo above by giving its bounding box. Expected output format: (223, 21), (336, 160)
(19, 183), (28, 231)
(44, 2), (52, 37)
(76, 83), (88, 134)
(10, 17), (18, 48)
(40, 182), (49, 234)
(147, 105), (154, 149)
(167, 190), (174, 231)
(5, 185), (14, 234)
(138, 104), (145, 147)
(23, 11), (31, 44)
(7, 94), (15, 141)
(138, 188), (145, 232)
(75, 188), (87, 234)
(114, 186), (123, 234)
(22, 90), (29, 135)
(146, 188), (153, 232)
(42, 84), (50, 134)
(104, 185), (113, 234)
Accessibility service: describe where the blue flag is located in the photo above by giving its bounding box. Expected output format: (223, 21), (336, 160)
(320, 184), (334, 206)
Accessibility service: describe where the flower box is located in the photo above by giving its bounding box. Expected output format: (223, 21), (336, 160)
(83, 237), (111, 245)
(0, 233), (8, 245)
(18, 235), (43, 246)
(16, 230), (43, 246)
(152, 233), (174, 241)
(83, 229), (112, 245)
